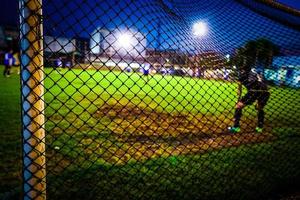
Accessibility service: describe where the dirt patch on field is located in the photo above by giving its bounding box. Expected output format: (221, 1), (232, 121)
(94, 102), (272, 140)
(94, 103), (226, 139)
(47, 102), (276, 166)
(90, 103), (276, 164)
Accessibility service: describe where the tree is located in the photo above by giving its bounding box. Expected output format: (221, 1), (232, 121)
(255, 38), (279, 73)
(232, 38), (279, 75)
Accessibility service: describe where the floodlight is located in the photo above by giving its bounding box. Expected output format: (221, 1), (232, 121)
(117, 32), (133, 49)
(192, 21), (208, 37)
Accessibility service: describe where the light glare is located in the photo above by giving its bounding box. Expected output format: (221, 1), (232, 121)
(117, 32), (133, 49)
(192, 22), (207, 37)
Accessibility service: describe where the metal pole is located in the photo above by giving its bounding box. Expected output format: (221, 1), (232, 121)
(20, 0), (46, 199)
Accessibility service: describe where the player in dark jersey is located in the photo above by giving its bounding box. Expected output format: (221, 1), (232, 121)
(228, 68), (270, 133)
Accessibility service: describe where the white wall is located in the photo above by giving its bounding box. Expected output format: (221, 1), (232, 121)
(44, 36), (76, 53)
(90, 28), (146, 58)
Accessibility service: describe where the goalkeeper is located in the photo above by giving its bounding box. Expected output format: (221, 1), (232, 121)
(228, 67), (270, 133)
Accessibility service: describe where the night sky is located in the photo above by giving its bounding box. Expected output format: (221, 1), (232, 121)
(277, 0), (300, 10)
(1, 0), (299, 26)
(1, 0), (300, 53)
(0, 0), (18, 26)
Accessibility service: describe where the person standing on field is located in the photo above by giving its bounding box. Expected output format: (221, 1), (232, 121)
(142, 63), (151, 82)
(228, 67), (270, 133)
(3, 49), (14, 77)
(55, 57), (63, 69)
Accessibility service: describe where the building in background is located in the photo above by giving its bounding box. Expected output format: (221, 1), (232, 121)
(0, 26), (18, 65)
(75, 37), (90, 63)
(0, 26), (18, 51)
(44, 36), (76, 54)
(90, 28), (147, 68)
(44, 36), (75, 67)
(265, 55), (300, 88)
(0, 26), (7, 50)
(188, 50), (229, 79)
(44, 36), (90, 67)
(146, 49), (188, 67)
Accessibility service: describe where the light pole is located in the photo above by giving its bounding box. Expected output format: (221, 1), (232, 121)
(192, 21), (208, 77)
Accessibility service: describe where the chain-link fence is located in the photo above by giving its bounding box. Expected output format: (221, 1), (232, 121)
(18, 0), (300, 199)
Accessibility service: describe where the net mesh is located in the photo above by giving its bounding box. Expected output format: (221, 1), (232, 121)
(17, 0), (300, 199)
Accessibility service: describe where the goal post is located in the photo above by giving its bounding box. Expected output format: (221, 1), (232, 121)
(19, 0), (46, 199)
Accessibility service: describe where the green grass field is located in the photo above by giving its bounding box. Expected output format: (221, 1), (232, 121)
(1, 66), (300, 199)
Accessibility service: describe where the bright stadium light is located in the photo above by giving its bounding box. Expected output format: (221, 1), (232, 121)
(192, 21), (207, 37)
(117, 32), (133, 49)
(225, 54), (230, 62)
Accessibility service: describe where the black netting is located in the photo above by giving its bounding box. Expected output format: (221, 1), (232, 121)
(18, 0), (300, 199)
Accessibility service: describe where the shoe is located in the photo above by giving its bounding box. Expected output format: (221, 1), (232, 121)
(228, 126), (241, 133)
(255, 127), (263, 133)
